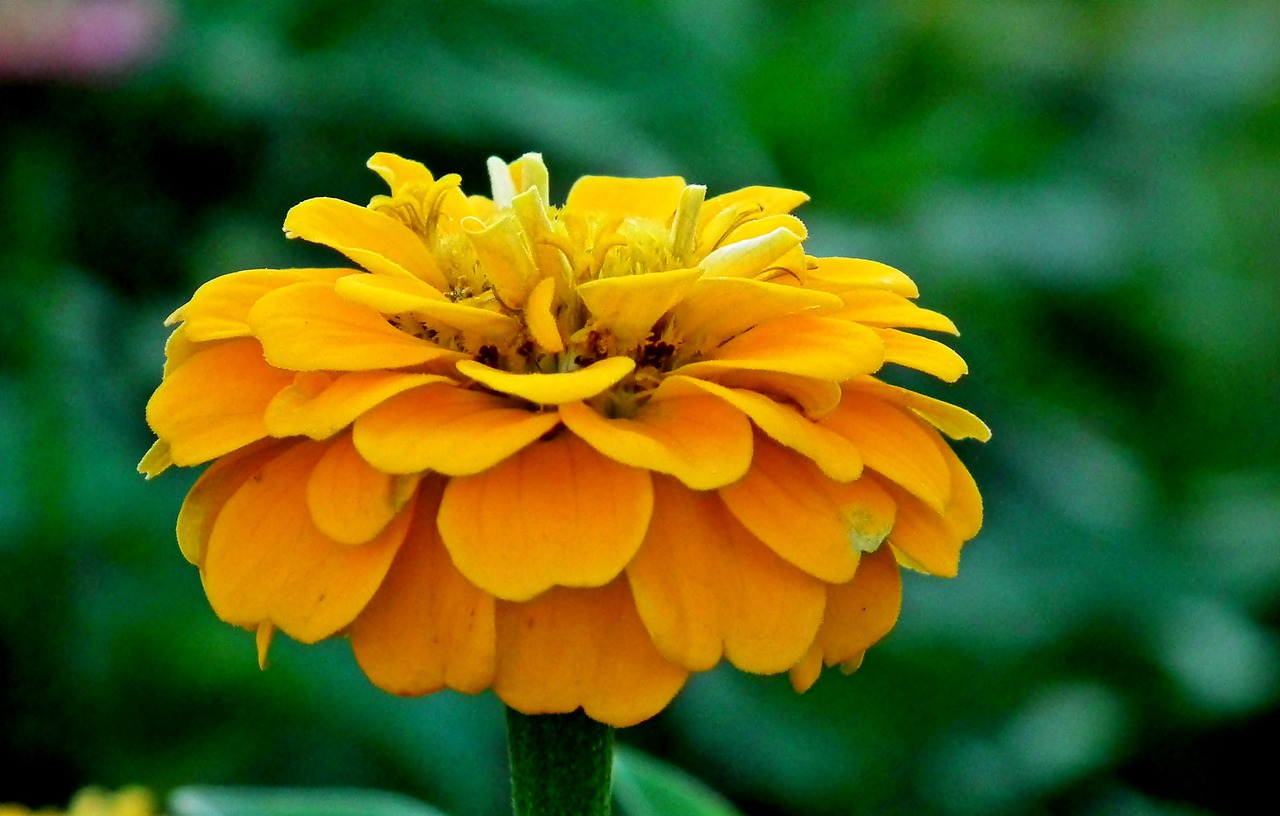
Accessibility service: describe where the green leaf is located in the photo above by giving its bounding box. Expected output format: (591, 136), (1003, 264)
(168, 787), (450, 816)
(612, 746), (745, 816)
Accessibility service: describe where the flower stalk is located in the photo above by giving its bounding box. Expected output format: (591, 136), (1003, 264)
(507, 707), (615, 816)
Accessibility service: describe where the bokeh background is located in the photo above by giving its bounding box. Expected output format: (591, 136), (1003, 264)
(3, 1), (1278, 814)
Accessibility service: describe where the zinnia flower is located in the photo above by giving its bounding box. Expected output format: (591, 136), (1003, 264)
(141, 152), (989, 727)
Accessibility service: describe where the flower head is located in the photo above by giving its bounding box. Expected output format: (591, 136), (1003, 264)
(141, 152), (989, 726)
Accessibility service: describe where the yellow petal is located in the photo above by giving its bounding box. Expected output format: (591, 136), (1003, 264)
(836, 290), (958, 334)
(354, 383), (559, 476)
(673, 277), (842, 351)
(823, 390), (952, 513)
(249, 282), (465, 371)
(437, 434), (653, 601)
(463, 214), (538, 308)
(284, 197), (448, 290)
(162, 324), (202, 376)
(171, 268), (354, 341)
(805, 257), (920, 298)
(494, 580), (687, 727)
(880, 473), (964, 577)
(175, 440), (291, 565)
(204, 441), (413, 642)
(577, 267), (703, 348)
(720, 436), (894, 583)
(455, 356), (635, 405)
(265, 370), (452, 440)
(565, 175), (687, 222)
(524, 276), (565, 353)
(367, 152), (433, 194)
(560, 386), (754, 490)
(698, 185), (810, 235)
(333, 272), (448, 312)
(627, 476), (826, 673)
(935, 433), (984, 542)
(138, 438), (172, 479)
(876, 328), (969, 382)
(306, 433), (419, 545)
(661, 375), (860, 481)
(848, 377), (991, 441)
(147, 338), (294, 466)
(349, 477), (496, 695)
(797, 543), (902, 682)
(678, 314), (884, 382)
(698, 227), (803, 279)
(712, 370), (842, 419)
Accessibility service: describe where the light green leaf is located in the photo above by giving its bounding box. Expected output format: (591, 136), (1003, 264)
(168, 787), (450, 816)
(612, 746), (744, 816)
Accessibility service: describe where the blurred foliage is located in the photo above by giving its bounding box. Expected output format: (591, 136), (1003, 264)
(3, 0), (1279, 814)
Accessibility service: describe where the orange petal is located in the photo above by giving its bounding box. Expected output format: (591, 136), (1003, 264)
(203, 441), (413, 642)
(805, 257), (919, 298)
(679, 314), (884, 382)
(306, 433), (419, 545)
(877, 476), (964, 577)
(455, 356), (634, 405)
(823, 390), (952, 513)
(349, 477), (496, 695)
(627, 477), (826, 673)
(170, 268), (355, 341)
(662, 375), (860, 481)
(249, 282), (464, 371)
(847, 377), (991, 441)
(265, 370), (452, 440)
(494, 580), (687, 727)
(352, 384), (561, 476)
(560, 387), (753, 490)
(793, 543), (902, 688)
(565, 176), (687, 222)
(147, 338), (294, 466)
(175, 440), (292, 565)
(712, 370), (842, 418)
(437, 434), (653, 601)
(161, 324), (203, 376)
(876, 328), (969, 382)
(719, 436), (894, 583)
(283, 197), (448, 290)
(333, 272), (449, 312)
(836, 290), (958, 334)
(934, 434), (984, 542)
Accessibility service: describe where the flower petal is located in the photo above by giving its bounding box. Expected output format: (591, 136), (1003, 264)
(353, 384), (561, 476)
(662, 375), (861, 481)
(577, 267), (703, 348)
(306, 433), (420, 545)
(284, 197), (448, 290)
(848, 377), (991, 441)
(349, 477), (496, 695)
(719, 436), (894, 583)
(171, 268), (354, 341)
(175, 440), (292, 565)
(935, 434), (984, 542)
(698, 185), (810, 234)
(265, 370), (452, 440)
(524, 276), (565, 353)
(333, 272), (449, 312)
(679, 314), (884, 382)
(876, 328), (969, 382)
(627, 476), (826, 673)
(147, 338), (294, 466)
(698, 227), (803, 279)
(203, 441), (413, 642)
(565, 176), (687, 221)
(463, 213), (539, 308)
(805, 257), (919, 298)
(711, 370), (842, 418)
(673, 277), (842, 351)
(878, 477), (964, 578)
(438, 434), (653, 601)
(367, 152), (434, 194)
(249, 282), (465, 371)
(789, 543), (902, 691)
(836, 290), (958, 334)
(560, 387), (754, 490)
(823, 390), (952, 513)
(455, 356), (634, 405)
(494, 580), (687, 727)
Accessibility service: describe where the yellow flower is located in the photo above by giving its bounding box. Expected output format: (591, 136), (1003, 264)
(141, 153), (989, 727)
(1, 788), (158, 816)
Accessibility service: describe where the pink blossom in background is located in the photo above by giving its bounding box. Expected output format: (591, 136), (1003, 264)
(0, 0), (174, 82)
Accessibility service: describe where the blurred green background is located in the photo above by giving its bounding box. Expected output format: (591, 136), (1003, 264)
(3, 0), (1278, 814)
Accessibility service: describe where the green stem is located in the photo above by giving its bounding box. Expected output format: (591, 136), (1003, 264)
(506, 707), (615, 816)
